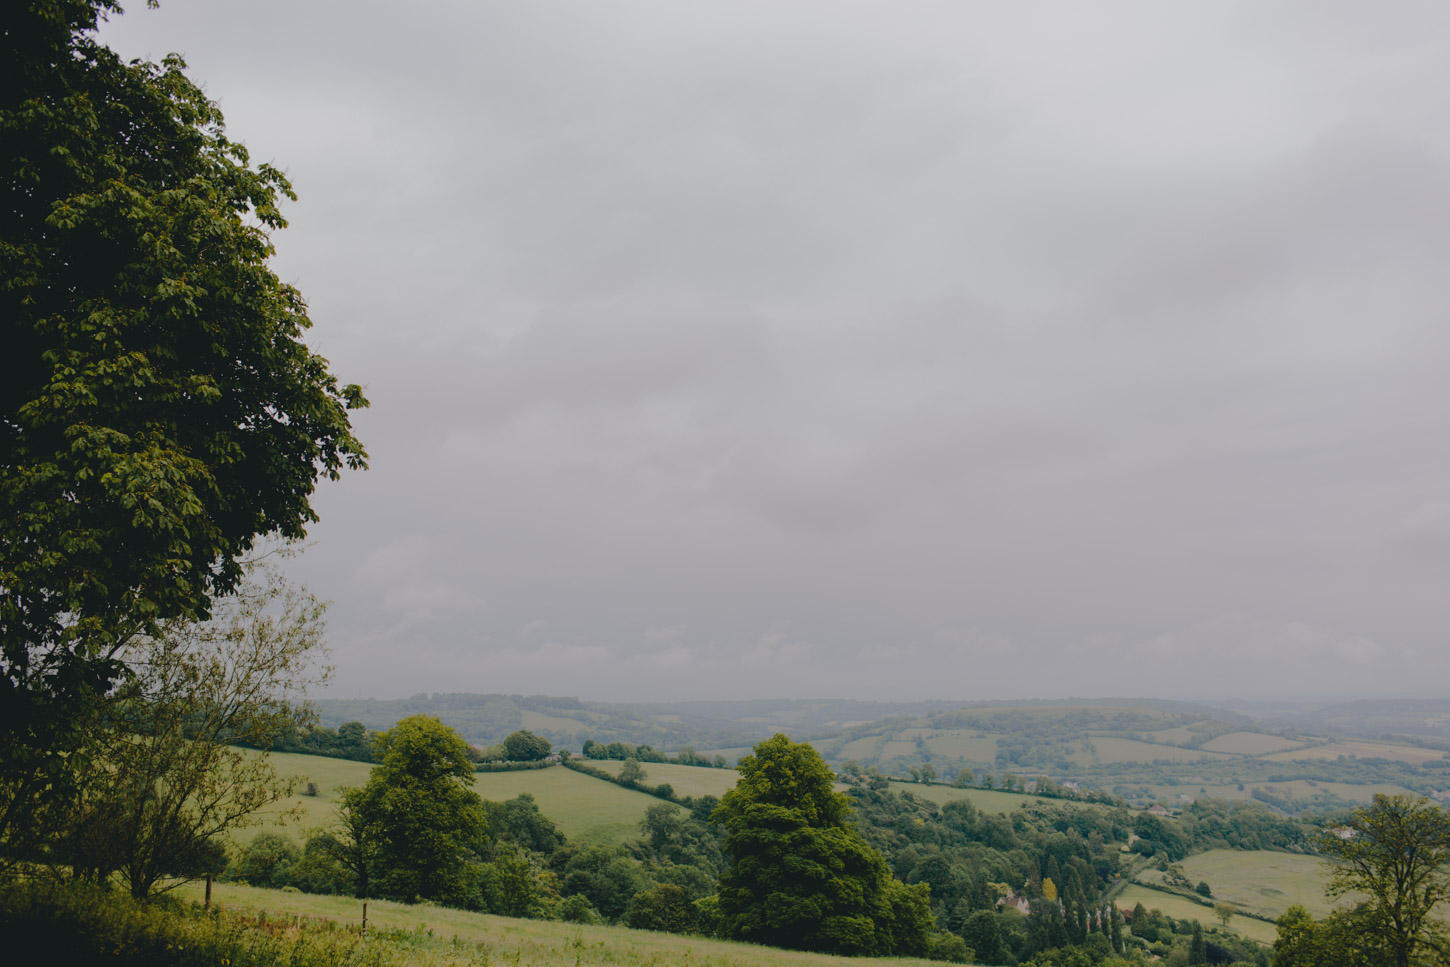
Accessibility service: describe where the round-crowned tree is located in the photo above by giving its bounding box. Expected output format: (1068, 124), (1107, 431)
(346, 716), (484, 903)
(712, 734), (931, 956)
(502, 730), (552, 762)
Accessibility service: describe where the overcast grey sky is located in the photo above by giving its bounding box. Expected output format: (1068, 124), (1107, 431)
(101, 1), (1450, 703)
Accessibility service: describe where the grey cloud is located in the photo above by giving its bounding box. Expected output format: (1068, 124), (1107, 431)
(97, 1), (1450, 702)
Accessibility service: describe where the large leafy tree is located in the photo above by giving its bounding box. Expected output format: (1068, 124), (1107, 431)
(1, 0), (366, 857)
(345, 716), (486, 904)
(712, 733), (931, 956)
(1319, 794), (1450, 967)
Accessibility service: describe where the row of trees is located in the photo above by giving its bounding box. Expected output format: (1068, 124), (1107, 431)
(580, 739), (730, 768)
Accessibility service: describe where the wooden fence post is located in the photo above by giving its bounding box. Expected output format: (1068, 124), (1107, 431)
(362, 901), (367, 936)
(204, 874), (212, 909)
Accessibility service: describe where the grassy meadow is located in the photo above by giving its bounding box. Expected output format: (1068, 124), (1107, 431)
(174, 881), (949, 967)
(882, 781), (1099, 816)
(1263, 739), (1450, 765)
(1116, 885), (1278, 944)
(1088, 737), (1231, 765)
(1199, 732), (1305, 755)
(1163, 849), (1334, 920)
(585, 759), (741, 798)
(242, 753), (685, 847)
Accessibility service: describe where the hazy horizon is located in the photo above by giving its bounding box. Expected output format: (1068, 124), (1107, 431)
(102, 2), (1450, 703)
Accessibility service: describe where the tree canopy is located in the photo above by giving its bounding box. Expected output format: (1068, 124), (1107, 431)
(343, 716), (485, 903)
(712, 734), (930, 957)
(1320, 794), (1450, 967)
(1, 0), (367, 856)
(502, 730), (551, 762)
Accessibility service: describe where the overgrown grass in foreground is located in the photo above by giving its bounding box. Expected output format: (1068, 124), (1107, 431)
(3, 879), (949, 967)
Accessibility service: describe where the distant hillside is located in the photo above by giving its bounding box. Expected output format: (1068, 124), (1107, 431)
(1225, 698), (1450, 748)
(309, 692), (1450, 815)
(311, 693), (1246, 754)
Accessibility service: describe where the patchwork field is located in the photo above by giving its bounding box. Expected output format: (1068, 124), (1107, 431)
(520, 709), (593, 736)
(880, 740), (922, 761)
(243, 753), (677, 846)
(921, 730), (1000, 760)
(837, 736), (883, 760)
(1141, 725), (1207, 745)
(1168, 849), (1333, 921)
(585, 760), (740, 798)
(474, 768), (679, 844)
(1200, 732), (1304, 756)
(883, 781), (1100, 816)
(1116, 885), (1277, 944)
(1140, 779), (1418, 808)
(173, 882), (948, 967)
(1264, 740), (1450, 766)
(1090, 737), (1231, 764)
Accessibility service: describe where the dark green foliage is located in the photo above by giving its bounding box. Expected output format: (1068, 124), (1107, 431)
(477, 842), (549, 918)
(929, 929), (974, 963)
(261, 721), (377, 762)
(635, 801), (724, 878)
(552, 843), (647, 921)
(345, 716), (485, 903)
(1273, 904), (1394, 967)
(226, 833), (300, 889)
(961, 909), (1009, 965)
(481, 792), (565, 858)
(1315, 794), (1450, 967)
(1196, 879), (1213, 897)
(1189, 920), (1207, 964)
(624, 883), (696, 933)
(713, 734), (929, 957)
(617, 757), (646, 787)
(557, 893), (602, 924)
(291, 833), (355, 895)
(502, 730), (552, 762)
(1, 0), (367, 863)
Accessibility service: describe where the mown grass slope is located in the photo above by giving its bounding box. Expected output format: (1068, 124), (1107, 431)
(174, 881), (948, 967)
(585, 760), (741, 798)
(1164, 849), (1333, 920)
(1116, 885), (1278, 944)
(243, 753), (682, 846)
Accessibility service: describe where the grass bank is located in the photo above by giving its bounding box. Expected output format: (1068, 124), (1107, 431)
(23, 879), (947, 967)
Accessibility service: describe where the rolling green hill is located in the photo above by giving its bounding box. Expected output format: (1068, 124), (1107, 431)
(246, 752), (684, 847)
(293, 693), (1450, 817)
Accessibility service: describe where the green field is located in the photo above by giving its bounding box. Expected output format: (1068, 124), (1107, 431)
(921, 730), (999, 761)
(1200, 732), (1304, 756)
(1116, 885), (1277, 944)
(173, 881), (947, 967)
(243, 753), (676, 847)
(885, 781), (1073, 815)
(1167, 849), (1333, 920)
(838, 736), (884, 760)
(586, 760), (741, 798)
(1140, 725), (1207, 746)
(473, 768), (678, 844)
(1090, 737), (1231, 764)
(242, 751), (371, 841)
(1264, 739), (1450, 766)
(1140, 778), (1420, 809)
(520, 709), (593, 737)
